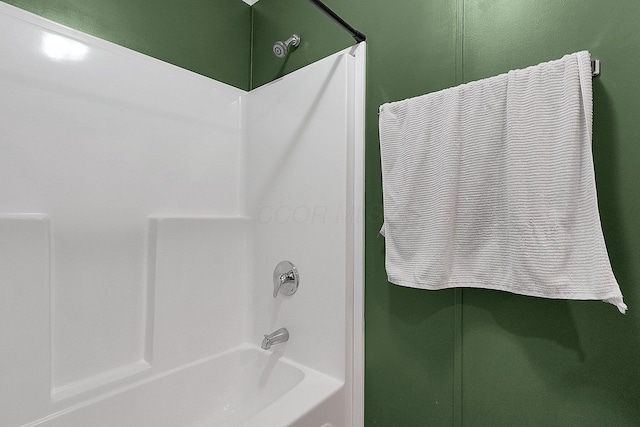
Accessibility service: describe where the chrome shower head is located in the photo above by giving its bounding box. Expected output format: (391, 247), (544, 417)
(273, 34), (300, 58)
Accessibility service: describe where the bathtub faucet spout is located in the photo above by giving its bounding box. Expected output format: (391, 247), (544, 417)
(261, 327), (289, 350)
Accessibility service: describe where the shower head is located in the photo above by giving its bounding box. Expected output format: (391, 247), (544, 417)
(273, 34), (300, 58)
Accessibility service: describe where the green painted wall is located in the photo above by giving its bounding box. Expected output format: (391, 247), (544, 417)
(2, 0), (639, 425)
(0, 0), (251, 90)
(252, 0), (640, 426)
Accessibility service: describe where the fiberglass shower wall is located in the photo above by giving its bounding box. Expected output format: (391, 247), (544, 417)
(0, 7), (249, 424)
(244, 45), (365, 426)
(0, 4), (363, 425)
(246, 48), (359, 377)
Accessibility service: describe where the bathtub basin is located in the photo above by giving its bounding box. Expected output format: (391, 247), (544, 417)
(27, 344), (343, 427)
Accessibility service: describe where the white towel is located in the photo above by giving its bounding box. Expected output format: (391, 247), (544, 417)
(379, 51), (626, 313)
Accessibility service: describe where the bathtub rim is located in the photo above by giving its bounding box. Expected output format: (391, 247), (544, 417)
(21, 342), (345, 427)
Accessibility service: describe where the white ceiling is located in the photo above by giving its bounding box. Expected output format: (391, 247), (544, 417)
(241, 0), (260, 5)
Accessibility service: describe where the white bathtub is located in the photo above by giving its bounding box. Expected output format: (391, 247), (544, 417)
(26, 345), (343, 427)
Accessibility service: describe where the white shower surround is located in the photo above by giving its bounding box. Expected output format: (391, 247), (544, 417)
(0, 3), (364, 426)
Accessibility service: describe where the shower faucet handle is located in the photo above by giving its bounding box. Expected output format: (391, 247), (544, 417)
(273, 261), (299, 298)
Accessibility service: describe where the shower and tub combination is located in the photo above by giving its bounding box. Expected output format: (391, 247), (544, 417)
(0, 2), (365, 426)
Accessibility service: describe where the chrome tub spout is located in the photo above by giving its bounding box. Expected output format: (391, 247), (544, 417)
(261, 327), (289, 350)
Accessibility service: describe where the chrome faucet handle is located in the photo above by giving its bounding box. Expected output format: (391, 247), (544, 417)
(272, 261), (299, 298)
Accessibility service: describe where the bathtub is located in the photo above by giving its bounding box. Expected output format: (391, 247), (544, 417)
(25, 345), (343, 427)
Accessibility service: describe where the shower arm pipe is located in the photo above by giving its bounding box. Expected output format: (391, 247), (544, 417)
(307, 0), (366, 43)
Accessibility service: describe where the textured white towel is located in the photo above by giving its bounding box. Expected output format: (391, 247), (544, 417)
(379, 51), (626, 313)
